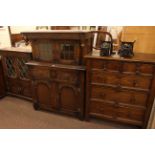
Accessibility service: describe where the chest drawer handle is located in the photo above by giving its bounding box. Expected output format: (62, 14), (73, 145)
(117, 74), (121, 79)
(116, 84), (121, 91)
(133, 80), (138, 87)
(130, 96), (136, 104)
(100, 93), (105, 99)
(102, 63), (107, 71)
(113, 101), (119, 108)
(136, 71), (140, 75)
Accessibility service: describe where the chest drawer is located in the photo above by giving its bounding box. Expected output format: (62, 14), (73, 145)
(91, 85), (148, 107)
(91, 70), (119, 85)
(92, 60), (122, 71)
(91, 69), (152, 90)
(90, 100), (145, 125)
(91, 60), (155, 75)
(120, 74), (152, 90)
(123, 62), (154, 75)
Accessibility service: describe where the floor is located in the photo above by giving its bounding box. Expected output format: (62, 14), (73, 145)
(0, 96), (137, 129)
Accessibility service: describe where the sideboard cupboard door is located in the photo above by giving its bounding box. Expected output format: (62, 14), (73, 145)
(33, 81), (57, 111)
(57, 84), (81, 117)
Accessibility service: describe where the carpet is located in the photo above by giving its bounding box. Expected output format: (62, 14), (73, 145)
(0, 96), (136, 129)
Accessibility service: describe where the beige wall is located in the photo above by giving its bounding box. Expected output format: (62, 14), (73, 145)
(121, 26), (155, 54)
(107, 26), (123, 39)
(10, 26), (36, 34)
(0, 26), (11, 48)
(147, 99), (155, 129)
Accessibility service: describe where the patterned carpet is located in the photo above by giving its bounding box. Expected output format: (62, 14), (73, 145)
(0, 96), (136, 129)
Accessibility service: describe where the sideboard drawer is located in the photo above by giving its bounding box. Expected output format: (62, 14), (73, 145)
(30, 68), (50, 80)
(50, 69), (79, 84)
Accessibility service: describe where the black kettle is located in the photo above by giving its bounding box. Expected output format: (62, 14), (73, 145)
(118, 41), (136, 58)
(92, 31), (113, 56)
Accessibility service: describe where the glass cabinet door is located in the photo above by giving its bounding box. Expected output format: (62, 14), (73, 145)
(58, 41), (80, 65)
(32, 40), (53, 62)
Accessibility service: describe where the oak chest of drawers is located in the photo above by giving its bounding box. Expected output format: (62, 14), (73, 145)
(85, 53), (155, 127)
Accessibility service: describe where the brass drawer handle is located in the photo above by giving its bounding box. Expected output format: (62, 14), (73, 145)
(113, 101), (119, 108)
(116, 84), (122, 91)
(130, 95), (136, 104)
(133, 80), (138, 87)
(136, 71), (140, 75)
(50, 70), (57, 78)
(100, 93), (105, 99)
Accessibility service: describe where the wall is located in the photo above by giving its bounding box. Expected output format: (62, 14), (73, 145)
(121, 26), (155, 54)
(0, 26), (11, 48)
(107, 26), (123, 39)
(10, 26), (36, 34)
(147, 99), (155, 129)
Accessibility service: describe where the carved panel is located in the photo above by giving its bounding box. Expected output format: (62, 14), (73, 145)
(33, 80), (57, 110)
(58, 84), (79, 113)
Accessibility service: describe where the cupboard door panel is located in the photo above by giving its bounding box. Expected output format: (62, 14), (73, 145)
(21, 80), (32, 98)
(58, 84), (79, 113)
(35, 81), (57, 110)
(37, 82), (51, 105)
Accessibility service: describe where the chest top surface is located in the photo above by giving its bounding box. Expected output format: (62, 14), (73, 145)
(85, 52), (155, 64)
